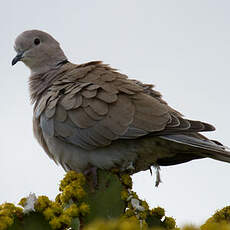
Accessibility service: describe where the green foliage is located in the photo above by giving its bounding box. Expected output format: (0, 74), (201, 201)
(3, 170), (230, 229)
(0, 203), (23, 230)
(7, 213), (52, 230)
(82, 170), (126, 224)
(0, 170), (176, 230)
(201, 206), (230, 230)
(163, 217), (177, 229)
(146, 215), (165, 229)
(151, 207), (165, 219)
(84, 219), (164, 230)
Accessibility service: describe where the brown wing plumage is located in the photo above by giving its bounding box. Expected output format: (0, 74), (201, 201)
(35, 61), (215, 150)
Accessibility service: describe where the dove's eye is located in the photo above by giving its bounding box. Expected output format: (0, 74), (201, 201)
(34, 38), (40, 45)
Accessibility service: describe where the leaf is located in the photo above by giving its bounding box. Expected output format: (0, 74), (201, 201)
(71, 217), (80, 230)
(82, 170), (126, 224)
(8, 212), (52, 230)
(146, 214), (164, 228)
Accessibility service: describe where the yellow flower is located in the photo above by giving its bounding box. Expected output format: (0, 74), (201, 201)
(59, 171), (85, 192)
(201, 222), (230, 230)
(49, 217), (62, 229)
(0, 203), (15, 210)
(84, 219), (143, 230)
(201, 206), (230, 230)
(18, 198), (27, 207)
(119, 219), (141, 230)
(121, 174), (132, 188)
(75, 172), (86, 185)
(121, 190), (129, 200)
(0, 216), (13, 230)
(130, 191), (138, 199)
(139, 211), (147, 220)
(64, 204), (79, 217)
(0, 171), (90, 230)
(50, 202), (62, 215)
(141, 201), (149, 210)
(34, 196), (51, 212)
(59, 213), (72, 226)
(43, 207), (56, 220)
(0, 209), (11, 216)
(60, 191), (72, 204)
(163, 216), (176, 229)
(60, 181), (86, 204)
(150, 207), (165, 219)
(79, 202), (90, 216)
(55, 194), (62, 204)
(14, 207), (23, 218)
(73, 185), (86, 200)
(0, 202), (23, 221)
(124, 208), (135, 217)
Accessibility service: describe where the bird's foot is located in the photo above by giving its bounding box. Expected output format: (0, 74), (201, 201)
(126, 161), (135, 172)
(155, 165), (162, 187)
(155, 166), (162, 187)
(149, 166), (153, 176)
(149, 165), (162, 187)
(120, 161), (135, 174)
(83, 167), (98, 190)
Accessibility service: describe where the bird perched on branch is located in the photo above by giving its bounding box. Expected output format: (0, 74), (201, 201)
(12, 30), (230, 186)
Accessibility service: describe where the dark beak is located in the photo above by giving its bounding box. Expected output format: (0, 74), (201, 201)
(12, 52), (24, 66)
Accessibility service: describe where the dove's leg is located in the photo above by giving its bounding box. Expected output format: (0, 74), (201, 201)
(149, 165), (162, 187)
(123, 161), (135, 171)
(154, 165), (161, 187)
(83, 167), (98, 189)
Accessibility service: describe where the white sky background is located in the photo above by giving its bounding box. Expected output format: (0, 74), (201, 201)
(0, 0), (230, 227)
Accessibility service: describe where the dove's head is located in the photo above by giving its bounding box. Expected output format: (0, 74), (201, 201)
(12, 30), (67, 74)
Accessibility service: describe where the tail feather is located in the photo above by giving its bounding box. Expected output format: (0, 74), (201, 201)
(160, 134), (230, 164)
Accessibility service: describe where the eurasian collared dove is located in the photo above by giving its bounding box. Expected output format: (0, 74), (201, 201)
(12, 30), (230, 185)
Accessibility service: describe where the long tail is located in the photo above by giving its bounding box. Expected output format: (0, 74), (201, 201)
(160, 134), (230, 163)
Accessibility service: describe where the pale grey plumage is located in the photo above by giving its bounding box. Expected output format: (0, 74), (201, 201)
(12, 30), (230, 176)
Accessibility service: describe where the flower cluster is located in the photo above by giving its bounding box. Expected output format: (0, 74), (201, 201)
(120, 174), (133, 188)
(120, 174), (148, 228)
(5, 170), (230, 230)
(18, 171), (90, 229)
(59, 171), (86, 204)
(0, 203), (23, 230)
(19, 194), (81, 229)
(84, 220), (230, 230)
(120, 173), (177, 230)
(150, 207), (165, 219)
(84, 219), (148, 230)
(201, 206), (230, 230)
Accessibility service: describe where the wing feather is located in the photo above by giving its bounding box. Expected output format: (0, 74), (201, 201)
(37, 61), (215, 152)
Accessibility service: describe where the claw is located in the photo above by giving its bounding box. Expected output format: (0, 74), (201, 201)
(155, 165), (162, 187)
(149, 166), (153, 176)
(149, 164), (162, 187)
(126, 161), (135, 171)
